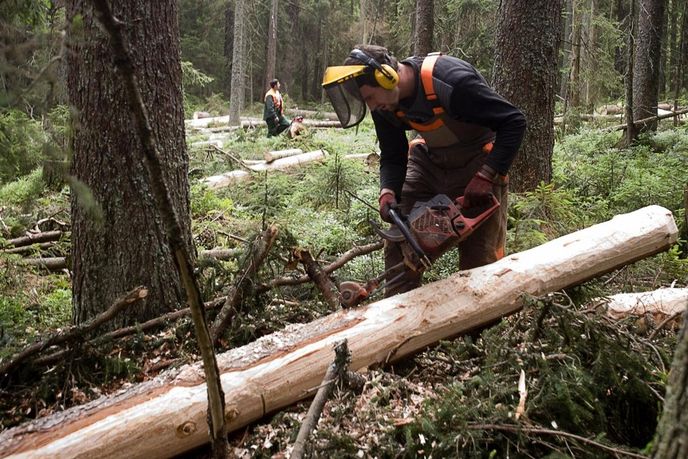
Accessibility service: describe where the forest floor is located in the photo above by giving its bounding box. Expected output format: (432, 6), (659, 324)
(1, 111), (687, 458)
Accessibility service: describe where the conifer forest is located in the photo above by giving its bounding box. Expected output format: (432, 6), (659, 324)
(1, 0), (687, 457)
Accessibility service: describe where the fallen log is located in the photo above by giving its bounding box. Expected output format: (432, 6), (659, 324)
(16, 249), (244, 273)
(3, 231), (64, 248)
(603, 288), (688, 320)
(200, 150), (328, 190)
(605, 107), (688, 132)
(264, 148), (303, 163)
(285, 108), (339, 121)
(0, 205), (678, 459)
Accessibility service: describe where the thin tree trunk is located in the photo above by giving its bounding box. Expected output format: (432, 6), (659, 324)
(264, 0), (279, 90)
(413, 0), (434, 56)
(633, 0), (667, 132)
(228, 0), (246, 125)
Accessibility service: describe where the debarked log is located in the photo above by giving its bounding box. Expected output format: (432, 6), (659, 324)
(200, 150), (328, 190)
(603, 288), (688, 320)
(0, 205), (678, 459)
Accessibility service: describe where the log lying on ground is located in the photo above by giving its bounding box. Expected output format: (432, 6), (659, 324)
(3, 231), (64, 248)
(286, 108), (339, 121)
(264, 148), (303, 163)
(0, 205), (678, 459)
(200, 150), (328, 190)
(603, 288), (688, 320)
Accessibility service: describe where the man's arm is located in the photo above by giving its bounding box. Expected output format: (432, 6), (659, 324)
(372, 110), (409, 198)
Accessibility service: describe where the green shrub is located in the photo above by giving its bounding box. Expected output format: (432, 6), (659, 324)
(0, 109), (45, 184)
(0, 168), (45, 209)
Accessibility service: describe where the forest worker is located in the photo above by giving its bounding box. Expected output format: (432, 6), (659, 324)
(322, 45), (526, 296)
(263, 78), (292, 137)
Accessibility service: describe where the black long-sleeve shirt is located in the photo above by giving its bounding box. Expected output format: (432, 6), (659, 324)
(373, 56), (526, 196)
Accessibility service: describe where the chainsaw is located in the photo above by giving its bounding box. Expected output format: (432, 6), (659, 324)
(339, 194), (500, 308)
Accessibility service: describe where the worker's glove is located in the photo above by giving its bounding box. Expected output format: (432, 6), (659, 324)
(274, 116), (279, 124)
(378, 190), (398, 223)
(462, 165), (497, 208)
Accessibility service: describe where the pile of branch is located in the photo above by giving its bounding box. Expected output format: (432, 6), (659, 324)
(0, 205), (677, 458)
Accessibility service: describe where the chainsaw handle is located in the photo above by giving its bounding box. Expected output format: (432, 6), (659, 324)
(454, 194), (500, 233)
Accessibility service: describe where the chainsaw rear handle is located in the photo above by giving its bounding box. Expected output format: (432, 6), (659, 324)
(454, 194), (500, 235)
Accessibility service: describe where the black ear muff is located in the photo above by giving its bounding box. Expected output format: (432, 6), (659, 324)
(349, 49), (399, 90)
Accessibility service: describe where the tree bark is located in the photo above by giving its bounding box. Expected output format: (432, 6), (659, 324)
(413, 0), (434, 56)
(652, 303), (688, 459)
(493, 0), (563, 192)
(66, 0), (190, 328)
(0, 205), (678, 459)
(633, 0), (667, 132)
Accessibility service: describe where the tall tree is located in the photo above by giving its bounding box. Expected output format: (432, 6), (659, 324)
(652, 310), (688, 459)
(65, 0), (191, 327)
(264, 0), (279, 90)
(633, 0), (667, 131)
(413, 0), (434, 56)
(493, 0), (564, 192)
(569, 0), (583, 108)
(229, 0), (246, 125)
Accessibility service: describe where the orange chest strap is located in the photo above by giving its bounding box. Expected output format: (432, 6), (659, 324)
(396, 53), (444, 132)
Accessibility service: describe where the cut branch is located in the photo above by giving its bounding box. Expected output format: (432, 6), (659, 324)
(257, 241), (383, 293)
(290, 340), (349, 459)
(293, 248), (341, 310)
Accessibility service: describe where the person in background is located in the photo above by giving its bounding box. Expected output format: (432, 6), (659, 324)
(322, 44), (526, 296)
(263, 79), (292, 137)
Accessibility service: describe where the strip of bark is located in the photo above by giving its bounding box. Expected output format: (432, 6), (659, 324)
(3, 230), (64, 248)
(290, 340), (349, 459)
(293, 248), (341, 309)
(210, 225), (279, 343)
(257, 241), (383, 293)
(0, 286), (148, 378)
(90, 1), (227, 453)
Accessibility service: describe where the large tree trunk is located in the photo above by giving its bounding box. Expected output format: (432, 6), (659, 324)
(228, 0), (246, 125)
(413, 0), (434, 56)
(66, 0), (190, 327)
(0, 205), (678, 459)
(493, 0), (563, 192)
(633, 0), (667, 131)
(652, 304), (688, 459)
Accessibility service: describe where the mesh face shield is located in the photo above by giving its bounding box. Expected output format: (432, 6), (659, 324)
(322, 65), (371, 128)
(324, 78), (367, 128)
